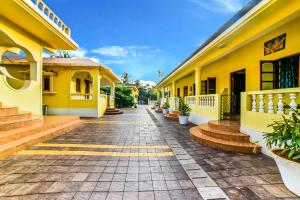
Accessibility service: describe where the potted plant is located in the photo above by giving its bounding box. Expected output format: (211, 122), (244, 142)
(162, 101), (170, 115)
(178, 98), (191, 125)
(155, 102), (160, 111)
(264, 109), (300, 196)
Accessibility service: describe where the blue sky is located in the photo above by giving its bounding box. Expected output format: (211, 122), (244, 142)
(44, 0), (249, 84)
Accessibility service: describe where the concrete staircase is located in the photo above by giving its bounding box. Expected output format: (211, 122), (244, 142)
(190, 120), (261, 154)
(104, 108), (123, 115)
(164, 111), (179, 121)
(0, 102), (82, 159)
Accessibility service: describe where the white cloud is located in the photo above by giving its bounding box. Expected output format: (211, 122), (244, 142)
(92, 46), (128, 57)
(71, 48), (88, 58)
(92, 45), (160, 58)
(42, 52), (50, 58)
(140, 80), (156, 87)
(187, 0), (244, 13)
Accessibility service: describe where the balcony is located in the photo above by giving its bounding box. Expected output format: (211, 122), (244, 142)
(31, 0), (71, 36)
(0, 0), (78, 50)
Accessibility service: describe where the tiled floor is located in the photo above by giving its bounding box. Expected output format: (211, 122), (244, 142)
(0, 106), (299, 200)
(149, 108), (300, 200)
(0, 107), (202, 200)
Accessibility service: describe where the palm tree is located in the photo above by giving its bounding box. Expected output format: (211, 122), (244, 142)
(157, 70), (164, 83)
(121, 72), (129, 84)
(135, 80), (141, 87)
(52, 50), (73, 58)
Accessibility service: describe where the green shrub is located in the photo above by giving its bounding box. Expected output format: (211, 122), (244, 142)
(264, 108), (300, 161)
(178, 98), (191, 116)
(162, 101), (170, 109)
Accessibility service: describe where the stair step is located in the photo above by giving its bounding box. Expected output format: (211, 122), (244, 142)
(164, 114), (178, 121)
(190, 127), (261, 154)
(0, 117), (41, 131)
(0, 116), (82, 160)
(0, 102), (2, 108)
(208, 120), (240, 132)
(0, 107), (18, 116)
(104, 111), (124, 115)
(0, 111), (32, 122)
(198, 124), (249, 142)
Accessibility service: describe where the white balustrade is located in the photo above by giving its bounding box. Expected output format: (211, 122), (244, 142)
(277, 94), (284, 114)
(259, 94), (265, 113)
(71, 93), (93, 100)
(31, 0), (71, 35)
(289, 93), (297, 115)
(247, 89), (299, 115)
(186, 96), (196, 105)
(268, 94), (274, 113)
(199, 95), (216, 107)
(251, 94), (257, 112)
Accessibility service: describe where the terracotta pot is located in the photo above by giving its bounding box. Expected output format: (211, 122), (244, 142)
(178, 115), (189, 125)
(271, 150), (300, 196)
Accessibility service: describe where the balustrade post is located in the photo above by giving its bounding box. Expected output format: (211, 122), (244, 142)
(289, 93), (297, 115)
(251, 94), (257, 112)
(259, 94), (265, 113)
(277, 94), (284, 114)
(268, 94), (274, 113)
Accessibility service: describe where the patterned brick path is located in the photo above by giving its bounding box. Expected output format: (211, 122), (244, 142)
(0, 107), (202, 200)
(149, 107), (300, 200)
(0, 106), (299, 200)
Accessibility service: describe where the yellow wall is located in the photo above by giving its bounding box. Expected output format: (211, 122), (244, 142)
(43, 67), (99, 109)
(200, 17), (300, 94)
(174, 74), (195, 97)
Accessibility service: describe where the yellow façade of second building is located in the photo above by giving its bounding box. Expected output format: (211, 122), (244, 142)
(1, 56), (120, 117)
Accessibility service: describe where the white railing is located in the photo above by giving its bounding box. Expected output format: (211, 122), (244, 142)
(160, 98), (167, 107)
(199, 95), (216, 107)
(185, 96), (196, 105)
(31, 0), (71, 35)
(169, 97), (179, 110)
(247, 88), (300, 115)
(99, 94), (107, 101)
(71, 93), (93, 100)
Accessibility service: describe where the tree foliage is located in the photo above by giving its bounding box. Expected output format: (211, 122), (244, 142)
(101, 85), (134, 108)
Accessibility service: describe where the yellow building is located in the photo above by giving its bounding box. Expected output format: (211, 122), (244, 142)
(156, 0), (300, 155)
(125, 84), (139, 104)
(1, 56), (120, 117)
(0, 0), (78, 116)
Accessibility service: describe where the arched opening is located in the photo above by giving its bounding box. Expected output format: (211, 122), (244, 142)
(0, 50), (32, 90)
(71, 71), (93, 100)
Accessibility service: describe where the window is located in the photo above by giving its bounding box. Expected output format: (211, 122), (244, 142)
(43, 76), (50, 91)
(76, 78), (81, 93)
(168, 91), (171, 97)
(183, 86), (188, 97)
(207, 77), (216, 94)
(193, 84), (196, 96)
(201, 78), (216, 94)
(261, 55), (299, 90)
(177, 88), (180, 97)
(201, 81), (207, 95)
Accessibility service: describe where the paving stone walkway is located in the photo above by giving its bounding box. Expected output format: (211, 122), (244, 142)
(148, 107), (300, 200)
(0, 106), (299, 200)
(0, 107), (202, 200)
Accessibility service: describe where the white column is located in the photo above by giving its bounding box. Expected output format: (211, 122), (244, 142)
(259, 94), (265, 113)
(251, 94), (257, 112)
(110, 82), (115, 108)
(289, 93), (297, 115)
(268, 94), (274, 113)
(277, 94), (284, 114)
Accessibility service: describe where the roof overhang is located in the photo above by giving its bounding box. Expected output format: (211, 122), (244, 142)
(0, 0), (78, 50)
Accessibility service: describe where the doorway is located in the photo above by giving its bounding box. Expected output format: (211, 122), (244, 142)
(231, 69), (246, 115)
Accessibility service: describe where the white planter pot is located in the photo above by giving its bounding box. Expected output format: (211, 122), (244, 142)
(179, 115), (189, 125)
(169, 108), (173, 113)
(272, 151), (300, 196)
(163, 109), (169, 115)
(155, 106), (159, 111)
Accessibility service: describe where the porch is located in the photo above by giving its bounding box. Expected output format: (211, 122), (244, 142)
(159, 88), (300, 154)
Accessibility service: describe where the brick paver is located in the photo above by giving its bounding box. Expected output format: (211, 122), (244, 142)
(0, 107), (202, 200)
(149, 108), (300, 200)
